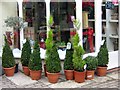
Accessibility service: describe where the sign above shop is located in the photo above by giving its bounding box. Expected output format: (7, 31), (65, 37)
(105, 1), (114, 9)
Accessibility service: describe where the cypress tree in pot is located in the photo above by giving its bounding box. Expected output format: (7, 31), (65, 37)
(46, 44), (61, 83)
(84, 56), (98, 80)
(28, 40), (42, 80)
(2, 36), (15, 76)
(21, 39), (31, 76)
(72, 33), (86, 83)
(45, 29), (61, 83)
(64, 49), (74, 80)
(96, 41), (109, 76)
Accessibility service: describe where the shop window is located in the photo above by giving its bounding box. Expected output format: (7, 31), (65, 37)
(82, 0), (95, 53)
(23, 1), (46, 48)
(50, 1), (76, 44)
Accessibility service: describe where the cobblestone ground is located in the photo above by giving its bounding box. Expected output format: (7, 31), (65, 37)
(0, 69), (120, 89)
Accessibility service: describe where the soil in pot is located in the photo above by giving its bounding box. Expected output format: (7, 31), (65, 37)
(86, 70), (95, 80)
(96, 66), (107, 76)
(74, 71), (85, 83)
(64, 70), (74, 80)
(3, 66), (15, 77)
(22, 66), (30, 76)
(47, 72), (60, 83)
(30, 70), (42, 80)
(44, 64), (47, 77)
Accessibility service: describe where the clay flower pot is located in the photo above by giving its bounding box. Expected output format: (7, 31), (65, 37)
(47, 72), (60, 83)
(22, 66), (30, 76)
(30, 70), (42, 80)
(3, 66), (15, 77)
(74, 71), (85, 83)
(44, 64), (47, 77)
(96, 66), (107, 76)
(64, 70), (74, 80)
(86, 70), (95, 80)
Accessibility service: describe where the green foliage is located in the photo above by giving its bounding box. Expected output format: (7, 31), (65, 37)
(46, 45), (61, 73)
(48, 15), (54, 27)
(97, 41), (109, 67)
(2, 36), (15, 68)
(73, 19), (81, 30)
(28, 41), (42, 71)
(84, 56), (98, 70)
(56, 41), (66, 47)
(72, 33), (79, 48)
(45, 29), (53, 55)
(72, 33), (85, 72)
(21, 39), (31, 67)
(4, 16), (25, 29)
(64, 49), (74, 70)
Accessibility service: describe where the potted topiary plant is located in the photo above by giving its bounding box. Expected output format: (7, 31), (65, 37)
(46, 44), (61, 83)
(21, 39), (31, 76)
(28, 40), (42, 80)
(64, 49), (74, 80)
(72, 33), (86, 83)
(96, 41), (109, 76)
(84, 56), (98, 80)
(2, 36), (15, 76)
(44, 15), (54, 77)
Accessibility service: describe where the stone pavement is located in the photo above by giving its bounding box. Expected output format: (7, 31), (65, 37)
(0, 69), (120, 89)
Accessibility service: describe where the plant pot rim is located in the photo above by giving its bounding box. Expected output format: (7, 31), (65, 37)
(64, 70), (74, 71)
(46, 71), (60, 74)
(74, 70), (86, 73)
(22, 66), (29, 67)
(98, 66), (108, 68)
(86, 70), (95, 71)
(29, 69), (42, 72)
(3, 65), (15, 69)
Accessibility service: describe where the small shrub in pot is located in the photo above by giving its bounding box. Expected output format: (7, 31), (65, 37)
(84, 56), (98, 80)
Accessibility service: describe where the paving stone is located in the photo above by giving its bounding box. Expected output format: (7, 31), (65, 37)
(6, 72), (37, 86)
(93, 75), (113, 83)
(107, 73), (119, 80)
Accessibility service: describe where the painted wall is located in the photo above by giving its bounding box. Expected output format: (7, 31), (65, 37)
(0, 0), (17, 49)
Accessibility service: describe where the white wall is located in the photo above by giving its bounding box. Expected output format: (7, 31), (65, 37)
(0, 1), (17, 48)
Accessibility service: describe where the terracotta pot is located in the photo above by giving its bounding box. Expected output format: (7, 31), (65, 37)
(30, 70), (42, 80)
(64, 70), (74, 80)
(74, 71), (85, 83)
(44, 64), (47, 77)
(3, 66), (15, 77)
(86, 70), (95, 80)
(96, 66), (107, 76)
(22, 66), (30, 76)
(47, 72), (60, 83)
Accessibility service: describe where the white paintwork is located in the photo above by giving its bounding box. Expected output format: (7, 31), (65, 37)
(17, 0), (24, 50)
(95, 0), (102, 52)
(45, 0), (50, 36)
(75, 0), (83, 46)
(107, 51), (119, 69)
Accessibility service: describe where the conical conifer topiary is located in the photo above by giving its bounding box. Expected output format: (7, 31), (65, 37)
(2, 36), (15, 68)
(64, 49), (74, 70)
(28, 40), (42, 71)
(21, 39), (31, 67)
